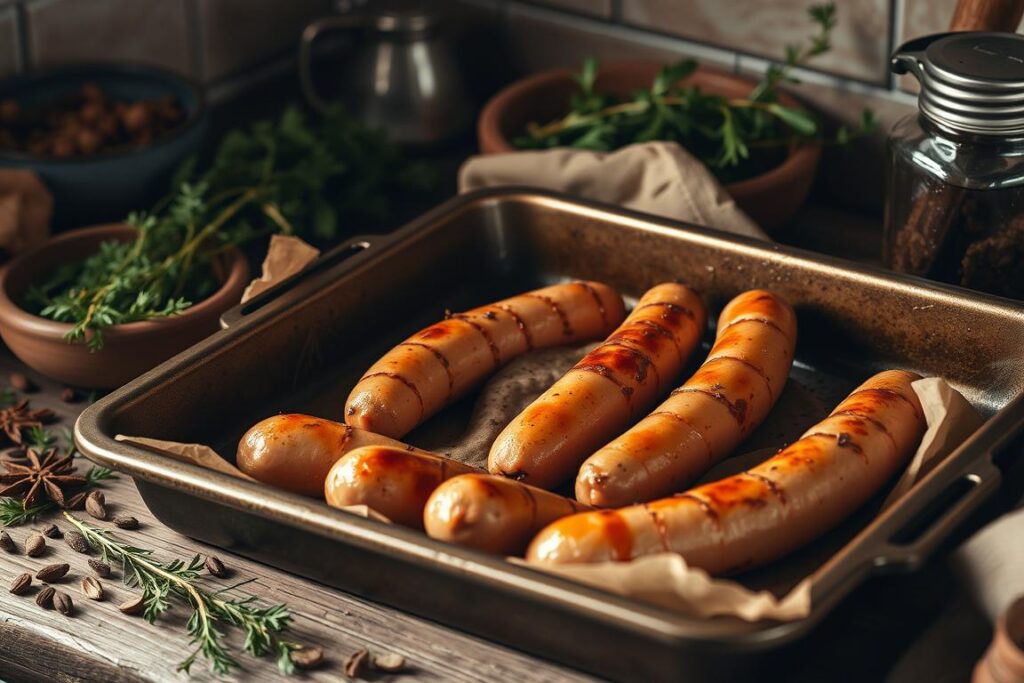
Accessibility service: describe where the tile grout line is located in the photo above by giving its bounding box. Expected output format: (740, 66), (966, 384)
(183, 0), (205, 84)
(13, 0), (29, 73)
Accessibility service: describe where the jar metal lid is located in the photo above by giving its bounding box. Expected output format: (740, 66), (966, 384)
(893, 32), (1024, 136)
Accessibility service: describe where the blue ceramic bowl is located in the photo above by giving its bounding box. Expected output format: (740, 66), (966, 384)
(0, 63), (208, 228)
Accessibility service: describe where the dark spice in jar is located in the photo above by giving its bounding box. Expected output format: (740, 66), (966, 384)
(0, 83), (185, 159)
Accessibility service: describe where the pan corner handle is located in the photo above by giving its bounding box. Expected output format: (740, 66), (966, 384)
(220, 233), (388, 329)
(871, 460), (1002, 573)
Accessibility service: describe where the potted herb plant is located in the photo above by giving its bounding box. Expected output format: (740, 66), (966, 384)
(0, 107), (432, 389)
(477, 3), (874, 231)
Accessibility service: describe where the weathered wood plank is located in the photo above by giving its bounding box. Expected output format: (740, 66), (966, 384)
(0, 354), (595, 683)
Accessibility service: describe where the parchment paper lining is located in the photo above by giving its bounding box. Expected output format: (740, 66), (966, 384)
(117, 370), (980, 623)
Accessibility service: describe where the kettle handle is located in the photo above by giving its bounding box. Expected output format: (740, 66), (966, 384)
(298, 15), (363, 113)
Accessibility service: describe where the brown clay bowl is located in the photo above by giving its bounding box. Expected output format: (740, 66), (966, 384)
(0, 223), (249, 389)
(478, 62), (822, 232)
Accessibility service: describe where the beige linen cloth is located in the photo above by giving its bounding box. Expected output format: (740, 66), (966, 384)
(458, 142), (769, 240)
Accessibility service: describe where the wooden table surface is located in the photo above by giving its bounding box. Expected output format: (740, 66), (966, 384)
(0, 354), (596, 683)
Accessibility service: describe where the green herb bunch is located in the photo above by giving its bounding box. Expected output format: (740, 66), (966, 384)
(64, 513), (301, 675)
(28, 106), (434, 350)
(514, 3), (876, 183)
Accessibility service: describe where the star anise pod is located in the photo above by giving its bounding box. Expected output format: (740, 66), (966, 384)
(0, 400), (55, 445)
(0, 448), (86, 507)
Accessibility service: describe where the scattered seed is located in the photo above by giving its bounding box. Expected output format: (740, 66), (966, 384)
(60, 388), (78, 403)
(204, 555), (227, 578)
(25, 533), (46, 557)
(41, 523), (62, 539)
(0, 531), (16, 553)
(85, 491), (107, 520)
(36, 562), (70, 583)
(64, 530), (90, 554)
(53, 590), (73, 616)
(118, 596), (145, 615)
(343, 648), (369, 680)
(35, 585), (55, 609)
(9, 572), (31, 595)
(289, 645), (324, 670)
(87, 558), (111, 578)
(64, 491), (88, 510)
(87, 490), (105, 506)
(9, 372), (34, 392)
(113, 514), (139, 530)
(80, 576), (104, 601)
(373, 652), (407, 673)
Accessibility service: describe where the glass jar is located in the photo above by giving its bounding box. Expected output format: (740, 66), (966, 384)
(884, 32), (1024, 299)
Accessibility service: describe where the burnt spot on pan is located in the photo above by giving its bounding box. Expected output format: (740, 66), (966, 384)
(576, 281), (609, 329)
(399, 341), (455, 396)
(358, 372), (425, 421)
(523, 293), (574, 337)
(494, 304), (534, 350)
(447, 314), (502, 367)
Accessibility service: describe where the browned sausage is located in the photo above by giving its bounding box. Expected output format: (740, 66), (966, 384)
(488, 283), (707, 489)
(237, 414), (409, 497)
(424, 474), (590, 555)
(324, 446), (477, 528)
(345, 282), (626, 439)
(528, 370), (926, 575)
(576, 289), (796, 508)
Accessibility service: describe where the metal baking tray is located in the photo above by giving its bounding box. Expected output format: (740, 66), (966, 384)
(76, 189), (1024, 681)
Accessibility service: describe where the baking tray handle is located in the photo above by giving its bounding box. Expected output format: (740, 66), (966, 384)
(871, 459), (1002, 572)
(220, 234), (385, 328)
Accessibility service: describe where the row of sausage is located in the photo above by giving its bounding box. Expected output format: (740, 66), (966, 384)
(235, 281), (926, 576)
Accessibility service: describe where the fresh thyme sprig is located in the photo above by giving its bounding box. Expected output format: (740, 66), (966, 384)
(515, 3), (876, 183)
(63, 513), (302, 675)
(28, 106), (434, 351)
(25, 425), (56, 452)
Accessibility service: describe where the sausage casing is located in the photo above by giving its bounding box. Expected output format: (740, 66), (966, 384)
(345, 281), (626, 439)
(528, 369), (926, 575)
(488, 283), (707, 489)
(424, 474), (590, 555)
(237, 414), (408, 497)
(325, 446), (476, 528)
(576, 289), (796, 507)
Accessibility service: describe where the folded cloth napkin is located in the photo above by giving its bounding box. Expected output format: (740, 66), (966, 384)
(458, 141), (768, 240)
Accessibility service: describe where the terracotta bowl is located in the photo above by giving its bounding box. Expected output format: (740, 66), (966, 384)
(0, 224), (249, 389)
(478, 62), (822, 232)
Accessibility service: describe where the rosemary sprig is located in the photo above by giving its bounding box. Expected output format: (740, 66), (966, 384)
(25, 425), (56, 452)
(515, 2), (876, 183)
(0, 497), (52, 526)
(63, 513), (301, 675)
(84, 466), (117, 486)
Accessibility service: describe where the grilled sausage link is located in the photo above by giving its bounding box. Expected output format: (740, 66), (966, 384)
(528, 369), (927, 575)
(488, 283), (707, 489)
(424, 474), (590, 555)
(237, 414), (410, 497)
(576, 289), (796, 508)
(345, 281), (626, 439)
(324, 446), (477, 528)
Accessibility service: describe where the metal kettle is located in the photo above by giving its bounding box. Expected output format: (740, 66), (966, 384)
(299, 1), (473, 147)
